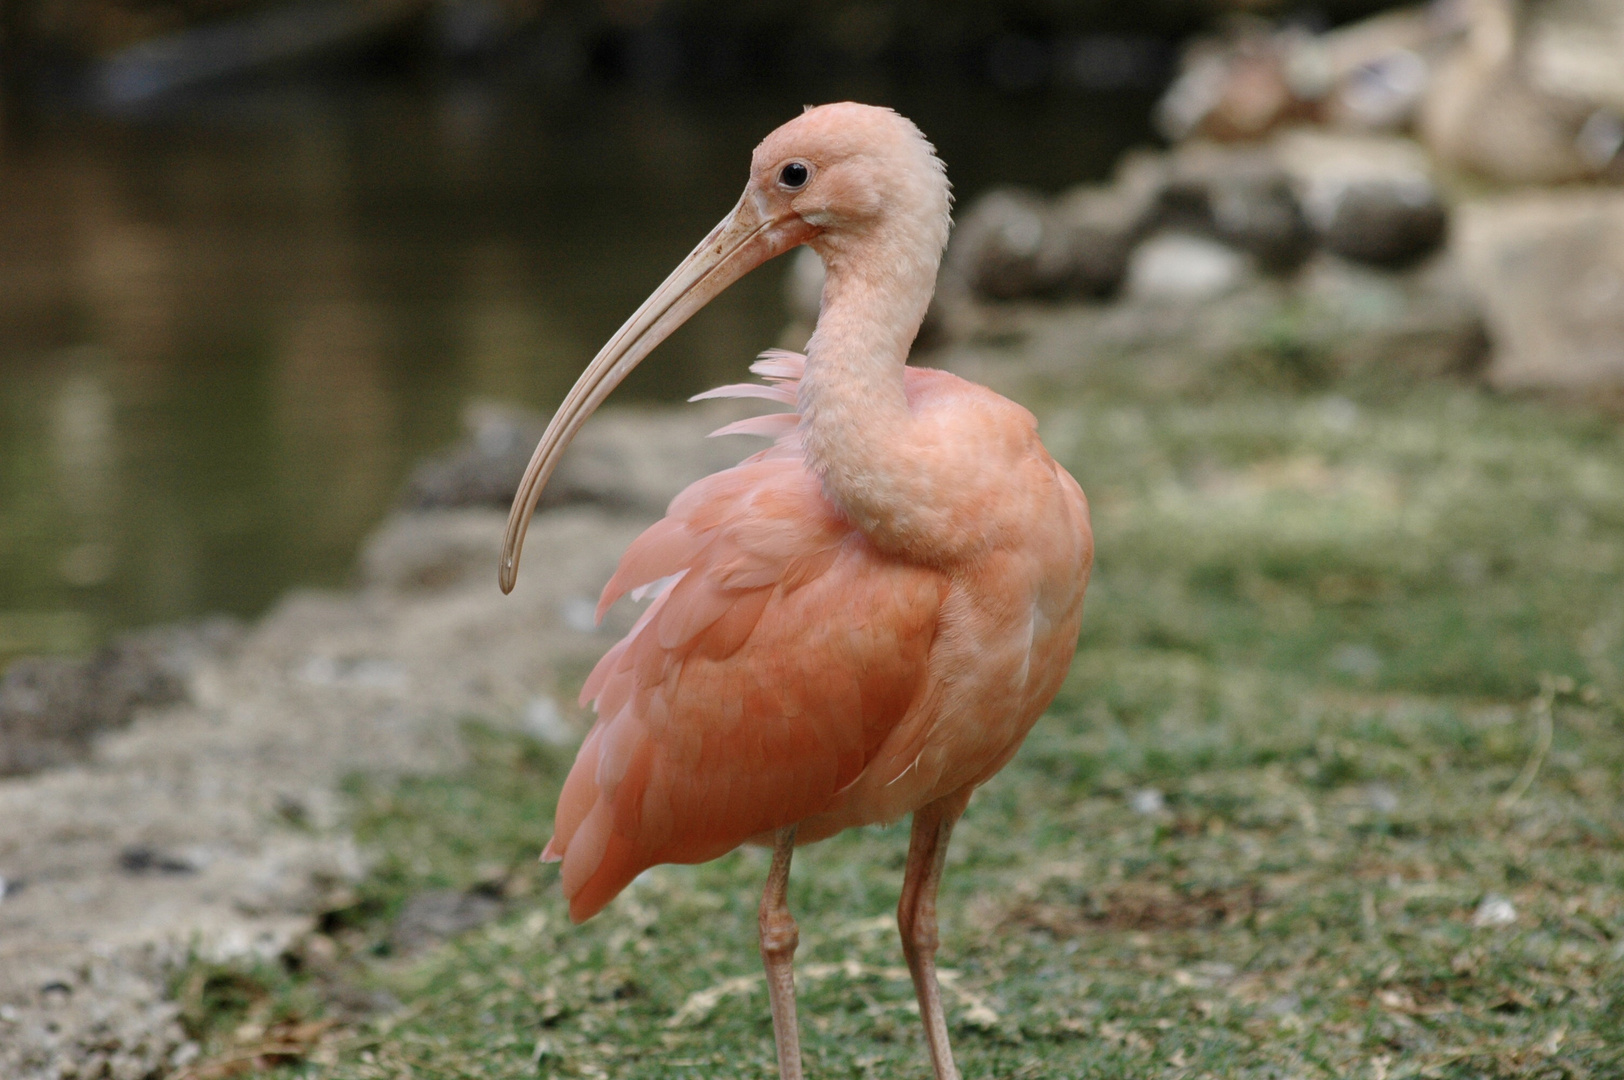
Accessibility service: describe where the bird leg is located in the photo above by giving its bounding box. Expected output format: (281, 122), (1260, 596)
(898, 789), (972, 1080)
(759, 825), (803, 1080)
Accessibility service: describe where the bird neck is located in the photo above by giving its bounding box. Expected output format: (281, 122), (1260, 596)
(796, 231), (947, 558)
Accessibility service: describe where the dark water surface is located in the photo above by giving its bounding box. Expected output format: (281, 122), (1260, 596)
(0, 77), (1151, 656)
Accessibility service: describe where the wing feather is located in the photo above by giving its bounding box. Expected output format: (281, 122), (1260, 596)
(689, 382), (797, 405)
(709, 413), (798, 439)
(550, 456), (945, 922)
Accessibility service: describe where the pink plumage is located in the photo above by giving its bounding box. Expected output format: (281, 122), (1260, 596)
(498, 103), (1092, 1080)
(544, 353), (1090, 923)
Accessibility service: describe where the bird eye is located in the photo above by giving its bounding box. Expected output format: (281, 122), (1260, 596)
(778, 162), (809, 189)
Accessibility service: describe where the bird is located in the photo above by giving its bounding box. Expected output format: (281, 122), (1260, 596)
(498, 102), (1093, 1080)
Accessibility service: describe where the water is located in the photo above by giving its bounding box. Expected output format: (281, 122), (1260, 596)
(0, 77), (1152, 656)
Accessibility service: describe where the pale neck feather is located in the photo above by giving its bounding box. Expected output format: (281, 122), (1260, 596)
(796, 220), (972, 561)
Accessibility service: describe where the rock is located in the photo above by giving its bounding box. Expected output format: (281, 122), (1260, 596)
(359, 508), (508, 593)
(1047, 169), (1164, 297)
(1161, 143), (1312, 271)
(1312, 179), (1446, 266)
(1156, 23), (1320, 143)
(0, 620), (238, 777)
(1420, 0), (1624, 184)
(1525, 0), (1624, 113)
(1330, 47), (1431, 131)
(944, 187), (1061, 301)
(945, 167), (1161, 304)
(403, 400), (757, 517)
(935, 247), (1484, 398)
(1314, 8), (1436, 132)
(1105, 148), (1176, 222)
(1158, 6), (1457, 141)
(1124, 232), (1253, 304)
(1207, 175), (1309, 271)
(1274, 131), (1446, 267)
(402, 401), (545, 510)
(375, 402), (779, 595)
(116, 846), (198, 875)
(1295, 253), (1488, 380)
(1454, 190), (1624, 391)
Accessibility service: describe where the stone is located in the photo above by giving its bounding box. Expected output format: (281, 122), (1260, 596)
(1161, 142), (1312, 271)
(1048, 171), (1163, 297)
(943, 187), (1059, 301)
(1329, 47), (1431, 131)
(116, 846), (198, 875)
(1205, 171), (1310, 271)
(1124, 232), (1252, 304)
(944, 166), (1164, 304)
(1294, 253), (1487, 381)
(1274, 131), (1446, 267)
(1525, 0), (1624, 114)
(1156, 25), (1318, 143)
(402, 399), (756, 517)
(1454, 190), (1624, 392)
(1419, 0), (1624, 184)
(0, 621), (237, 777)
(1314, 8), (1435, 132)
(358, 508), (508, 593)
(401, 401), (545, 510)
(1312, 179), (1446, 267)
(935, 247), (1484, 399)
(0, 502), (642, 1080)
(372, 401), (777, 595)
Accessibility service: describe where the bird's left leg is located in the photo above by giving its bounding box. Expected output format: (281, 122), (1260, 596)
(898, 787), (973, 1080)
(759, 825), (803, 1080)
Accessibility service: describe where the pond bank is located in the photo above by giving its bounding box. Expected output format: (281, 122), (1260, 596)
(0, 402), (751, 1078)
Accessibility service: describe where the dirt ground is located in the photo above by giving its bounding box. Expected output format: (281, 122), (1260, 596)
(0, 403), (753, 1079)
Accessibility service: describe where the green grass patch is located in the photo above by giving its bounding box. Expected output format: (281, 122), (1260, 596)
(180, 379), (1624, 1079)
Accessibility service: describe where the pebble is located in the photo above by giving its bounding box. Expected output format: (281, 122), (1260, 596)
(1129, 788), (1166, 815)
(1472, 895), (1518, 929)
(1124, 233), (1251, 303)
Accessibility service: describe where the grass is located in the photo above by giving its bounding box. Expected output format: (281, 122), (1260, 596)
(174, 368), (1624, 1079)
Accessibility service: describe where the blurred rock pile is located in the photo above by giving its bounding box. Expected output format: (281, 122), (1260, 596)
(944, 130), (1448, 301)
(1157, 0), (1624, 184)
(913, 0), (1624, 397)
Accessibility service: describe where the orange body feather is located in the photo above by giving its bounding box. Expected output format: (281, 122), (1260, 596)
(545, 353), (1092, 922)
(498, 102), (1094, 1078)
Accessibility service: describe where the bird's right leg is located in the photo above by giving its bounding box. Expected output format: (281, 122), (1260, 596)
(899, 788), (972, 1080)
(760, 825), (803, 1080)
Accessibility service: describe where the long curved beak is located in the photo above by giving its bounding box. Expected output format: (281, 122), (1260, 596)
(499, 191), (813, 593)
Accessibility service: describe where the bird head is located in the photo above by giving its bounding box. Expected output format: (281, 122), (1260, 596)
(747, 103), (951, 266)
(499, 103), (950, 593)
